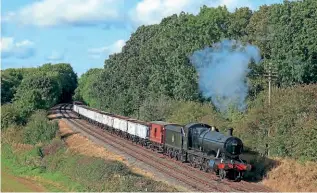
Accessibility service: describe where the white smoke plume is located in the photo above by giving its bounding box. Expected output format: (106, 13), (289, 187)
(190, 39), (261, 112)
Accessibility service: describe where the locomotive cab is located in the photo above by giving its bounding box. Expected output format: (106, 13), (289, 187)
(186, 123), (211, 151)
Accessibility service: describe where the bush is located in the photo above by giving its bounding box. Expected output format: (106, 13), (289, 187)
(2, 126), (24, 144)
(168, 101), (211, 124)
(234, 85), (317, 161)
(1, 104), (21, 130)
(137, 95), (175, 121)
(167, 101), (230, 130)
(41, 138), (66, 157)
(23, 110), (59, 145)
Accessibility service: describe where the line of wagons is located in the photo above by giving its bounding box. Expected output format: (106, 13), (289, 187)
(72, 101), (251, 181)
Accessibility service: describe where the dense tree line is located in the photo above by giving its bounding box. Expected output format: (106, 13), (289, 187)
(1, 63), (77, 129)
(74, 0), (317, 161)
(75, 0), (317, 116)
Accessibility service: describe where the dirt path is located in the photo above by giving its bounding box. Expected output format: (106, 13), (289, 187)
(1, 169), (47, 192)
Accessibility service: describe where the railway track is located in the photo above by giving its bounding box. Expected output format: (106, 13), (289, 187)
(58, 103), (272, 192)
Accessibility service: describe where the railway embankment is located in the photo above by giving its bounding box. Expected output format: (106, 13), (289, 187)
(57, 119), (185, 191)
(1, 105), (179, 192)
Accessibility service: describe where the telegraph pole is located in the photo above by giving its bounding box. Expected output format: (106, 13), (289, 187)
(264, 63), (278, 107)
(264, 63), (278, 106)
(263, 62), (278, 156)
(268, 65), (272, 106)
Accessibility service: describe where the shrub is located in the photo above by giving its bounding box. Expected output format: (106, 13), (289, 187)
(234, 85), (317, 161)
(2, 126), (24, 144)
(1, 104), (21, 130)
(137, 95), (175, 121)
(167, 101), (230, 130)
(23, 110), (59, 145)
(41, 138), (66, 157)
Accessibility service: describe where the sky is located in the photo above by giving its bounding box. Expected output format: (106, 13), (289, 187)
(1, 0), (284, 76)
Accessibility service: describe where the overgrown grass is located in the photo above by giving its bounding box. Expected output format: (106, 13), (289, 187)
(2, 126), (178, 192)
(43, 143), (177, 192)
(23, 110), (59, 145)
(2, 143), (85, 192)
(262, 159), (317, 192)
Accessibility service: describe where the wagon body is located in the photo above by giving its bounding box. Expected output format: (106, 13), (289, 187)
(127, 119), (150, 139)
(112, 115), (128, 132)
(164, 124), (183, 150)
(149, 121), (168, 144)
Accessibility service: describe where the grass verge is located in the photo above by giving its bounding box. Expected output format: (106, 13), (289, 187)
(1, 143), (85, 192)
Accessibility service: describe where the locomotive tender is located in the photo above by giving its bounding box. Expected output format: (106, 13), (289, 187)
(72, 102), (251, 181)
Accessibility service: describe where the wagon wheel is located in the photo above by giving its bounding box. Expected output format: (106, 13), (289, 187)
(169, 151), (173, 158)
(175, 153), (179, 161)
(233, 171), (242, 182)
(190, 157), (196, 167)
(199, 157), (205, 170)
(219, 169), (226, 180)
(145, 143), (150, 149)
(181, 154), (187, 163)
(180, 154), (186, 162)
(189, 156), (194, 167)
(203, 160), (210, 172)
(193, 157), (199, 168)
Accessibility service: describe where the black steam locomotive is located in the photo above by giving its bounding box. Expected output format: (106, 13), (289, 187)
(162, 123), (251, 181)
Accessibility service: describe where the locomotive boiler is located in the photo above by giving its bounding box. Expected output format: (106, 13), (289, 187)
(183, 123), (251, 181)
(195, 127), (243, 158)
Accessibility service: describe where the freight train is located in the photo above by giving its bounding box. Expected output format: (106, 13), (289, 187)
(72, 102), (251, 181)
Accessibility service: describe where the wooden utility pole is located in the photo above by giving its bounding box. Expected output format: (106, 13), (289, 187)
(263, 62), (278, 156)
(268, 65), (272, 106)
(264, 63), (278, 106)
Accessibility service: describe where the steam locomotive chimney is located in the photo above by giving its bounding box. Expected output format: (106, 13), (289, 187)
(228, 128), (233, 136)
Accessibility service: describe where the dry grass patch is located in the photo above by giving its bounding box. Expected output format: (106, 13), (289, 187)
(12, 143), (34, 153)
(58, 120), (124, 161)
(58, 120), (154, 178)
(263, 158), (317, 192)
(2, 128), (34, 153)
